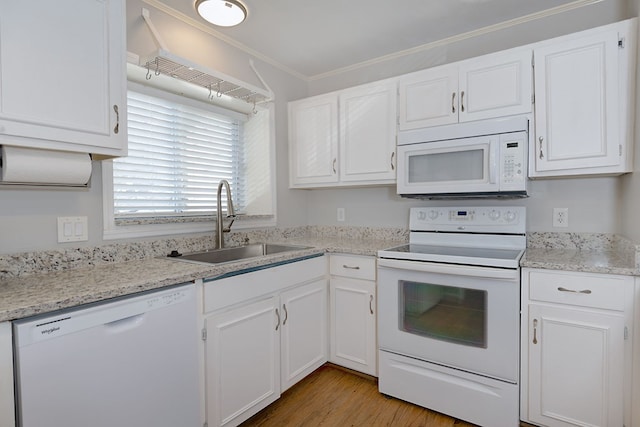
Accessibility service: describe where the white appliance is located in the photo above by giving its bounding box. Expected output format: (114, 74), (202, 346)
(396, 116), (529, 198)
(13, 283), (200, 427)
(377, 206), (526, 427)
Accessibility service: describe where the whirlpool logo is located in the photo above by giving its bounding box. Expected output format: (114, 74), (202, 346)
(40, 326), (60, 335)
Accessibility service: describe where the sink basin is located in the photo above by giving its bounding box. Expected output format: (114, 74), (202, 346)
(170, 243), (312, 265)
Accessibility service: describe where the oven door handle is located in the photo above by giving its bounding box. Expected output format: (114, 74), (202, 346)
(377, 258), (519, 279)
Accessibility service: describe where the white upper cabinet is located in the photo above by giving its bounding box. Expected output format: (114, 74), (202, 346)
(289, 79), (397, 188)
(339, 80), (397, 183)
(0, 0), (127, 158)
(288, 94), (339, 187)
(531, 19), (637, 178)
(399, 48), (532, 130)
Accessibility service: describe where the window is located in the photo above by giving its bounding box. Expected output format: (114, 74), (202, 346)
(114, 90), (245, 217)
(102, 81), (275, 239)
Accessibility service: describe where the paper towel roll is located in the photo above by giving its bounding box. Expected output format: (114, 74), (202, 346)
(0, 146), (92, 185)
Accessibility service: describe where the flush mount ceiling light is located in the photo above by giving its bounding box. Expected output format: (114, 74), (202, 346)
(195, 0), (247, 27)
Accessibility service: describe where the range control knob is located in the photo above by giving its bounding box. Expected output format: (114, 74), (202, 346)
(488, 210), (501, 221)
(504, 211), (517, 222)
(428, 210), (439, 220)
(418, 211), (427, 220)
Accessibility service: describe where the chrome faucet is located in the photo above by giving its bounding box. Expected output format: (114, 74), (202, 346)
(215, 179), (236, 249)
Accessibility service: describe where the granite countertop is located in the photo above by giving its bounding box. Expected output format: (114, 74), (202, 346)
(520, 248), (639, 276)
(0, 236), (401, 323)
(2, 229), (639, 324)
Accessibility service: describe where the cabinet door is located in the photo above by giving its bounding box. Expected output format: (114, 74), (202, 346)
(288, 94), (339, 187)
(280, 279), (327, 391)
(339, 80), (397, 183)
(458, 49), (532, 122)
(533, 29), (620, 174)
(0, 0), (126, 157)
(398, 65), (458, 130)
(527, 304), (624, 427)
(330, 277), (377, 376)
(205, 297), (280, 427)
(0, 323), (14, 427)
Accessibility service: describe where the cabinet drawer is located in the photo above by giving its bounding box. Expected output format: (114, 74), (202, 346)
(527, 270), (631, 311)
(330, 254), (376, 280)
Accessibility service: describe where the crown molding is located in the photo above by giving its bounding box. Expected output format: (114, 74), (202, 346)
(142, 0), (602, 82)
(308, 0), (604, 81)
(140, 0), (309, 81)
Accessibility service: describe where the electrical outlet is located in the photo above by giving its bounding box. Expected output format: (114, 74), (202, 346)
(337, 208), (345, 222)
(552, 208), (569, 228)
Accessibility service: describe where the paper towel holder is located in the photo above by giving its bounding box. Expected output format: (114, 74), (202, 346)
(0, 145), (92, 190)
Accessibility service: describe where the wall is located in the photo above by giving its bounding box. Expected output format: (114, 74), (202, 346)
(0, 0), (309, 255)
(303, 0), (631, 234)
(0, 0), (635, 256)
(621, 0), (640, 242)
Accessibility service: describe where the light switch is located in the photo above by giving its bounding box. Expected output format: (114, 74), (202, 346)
(57, 216), (88, 243)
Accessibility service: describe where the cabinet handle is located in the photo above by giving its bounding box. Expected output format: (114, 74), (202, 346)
(342, 264), (360, 270)
(390, 152), (395, 171)
(369, 294), (374, 315)
(451, 92), (456, 113)
(533, 319), (538, 344)
(113, 104), (120, 134)
(557, 286), (592, 294)
(332, 158), (337, 174)
(460, 91), (465, 113)
(275, 308), (281, 331)
(282, 304), (288, 326)
(538, 136), (544, 159)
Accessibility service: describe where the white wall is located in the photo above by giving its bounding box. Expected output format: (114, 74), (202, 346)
(621, 0), (640, 242)
(304, 0), (631, 235)
(0, 0), (308, 255)
(0, 0), (635, 255)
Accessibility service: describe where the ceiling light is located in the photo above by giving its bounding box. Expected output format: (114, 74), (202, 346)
(195, 0), (247, 27)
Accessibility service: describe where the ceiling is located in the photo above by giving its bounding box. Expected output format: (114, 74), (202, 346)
(156, 0), (595, 79)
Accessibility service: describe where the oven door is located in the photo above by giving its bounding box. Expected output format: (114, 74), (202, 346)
(397, 137), (498, 195)
(377, 258), (519, 383)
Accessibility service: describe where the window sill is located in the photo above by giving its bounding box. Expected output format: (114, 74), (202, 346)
(103, 215), (276, 240)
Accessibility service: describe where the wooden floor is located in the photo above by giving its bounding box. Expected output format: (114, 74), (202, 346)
(240, 364), (477, 426)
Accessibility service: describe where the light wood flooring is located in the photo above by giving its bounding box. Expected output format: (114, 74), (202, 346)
(240, 364), (477, 427)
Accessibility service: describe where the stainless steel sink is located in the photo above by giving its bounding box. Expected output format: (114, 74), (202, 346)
(169, 243), (312, 265)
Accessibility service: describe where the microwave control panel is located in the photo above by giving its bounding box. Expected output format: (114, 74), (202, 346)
(499, 132), (527, 191)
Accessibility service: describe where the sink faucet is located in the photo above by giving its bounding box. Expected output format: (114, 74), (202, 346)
(215, 179), (236, 249)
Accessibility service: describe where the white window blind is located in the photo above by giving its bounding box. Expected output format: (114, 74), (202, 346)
(113, 90), (246, 219)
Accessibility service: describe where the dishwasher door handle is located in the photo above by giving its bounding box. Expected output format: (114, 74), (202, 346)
(104, 313), (145, 333)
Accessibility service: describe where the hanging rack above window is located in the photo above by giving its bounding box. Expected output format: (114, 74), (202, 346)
(139, 8), (273, 106)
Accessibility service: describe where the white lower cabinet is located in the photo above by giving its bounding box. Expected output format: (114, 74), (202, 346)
(202, 257), (327, 427)
(205, 297), (281, 427)
(521, 268), (634, 427)
(280, 280), (328, 391)
(329, 254), (377, 376)
(0, 322), (15, 427)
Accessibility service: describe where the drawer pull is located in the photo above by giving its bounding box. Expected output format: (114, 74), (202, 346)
(557, 287), (592, 294)
(342, 264), (360, 270)
(533, 319), (538, 344)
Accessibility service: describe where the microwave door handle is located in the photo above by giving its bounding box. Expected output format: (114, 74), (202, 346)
(489, 142), (498, 184)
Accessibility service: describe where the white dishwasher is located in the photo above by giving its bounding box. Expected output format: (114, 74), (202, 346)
(13, 283), (200, 427)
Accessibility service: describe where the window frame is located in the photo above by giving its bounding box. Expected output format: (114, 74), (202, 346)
(102, 81), (277, 240)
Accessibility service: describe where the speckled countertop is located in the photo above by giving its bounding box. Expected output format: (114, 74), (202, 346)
(521, 232), (640, 276)
(1, 229), (639, 323)
(0, 234), (403, 322)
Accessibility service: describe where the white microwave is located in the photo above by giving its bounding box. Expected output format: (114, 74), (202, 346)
(396, 116), (529, 198)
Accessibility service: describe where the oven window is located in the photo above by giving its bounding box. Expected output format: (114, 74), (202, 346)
(400, 281), (487, 348)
